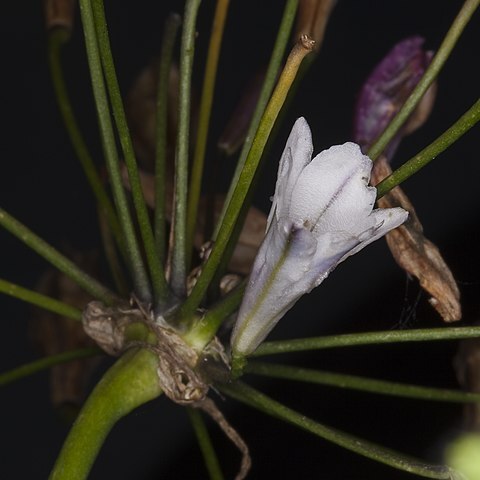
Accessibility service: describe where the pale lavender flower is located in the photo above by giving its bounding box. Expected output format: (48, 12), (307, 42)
(231, 118), (408, 356)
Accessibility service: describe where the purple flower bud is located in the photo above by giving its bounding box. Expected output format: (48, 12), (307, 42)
(353, 36), (434, 158)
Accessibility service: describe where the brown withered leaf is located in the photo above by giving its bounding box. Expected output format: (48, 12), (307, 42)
(454, 330), (480, 430)
(122, 166), (267, 275)
(30, 251), (101, 411)
(372, 157), (461, 322)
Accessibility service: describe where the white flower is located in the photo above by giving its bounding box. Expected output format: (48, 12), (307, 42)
(231, 117), (408, 356)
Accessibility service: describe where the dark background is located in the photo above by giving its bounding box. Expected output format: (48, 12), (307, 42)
(1, 0), (480, 478)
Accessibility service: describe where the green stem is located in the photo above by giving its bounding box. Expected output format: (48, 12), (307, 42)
(0, 207), (118, 305)
(79, 0), (151, 302)
(170, 0), (202, 297)
(179, 34), (314, 321)
(187, 408), (224, 480)
(253, 326), (480, 356)
(0, 348), (100, 387)
(183, 280), (245, 351)
(376, 97), (480, 198)
(49, 348), (162, 480)
(186, 0), (230, 261)
(0, 277), (82, 320)
(221, 382), (458, 479)
(213, 0), (299, 239)
(48, 28), (125, 255)
(367, 0), (480, 161)
(155, 13), (181, 270)
(91, 0), (169, 304)
(247, 362), (480, 403)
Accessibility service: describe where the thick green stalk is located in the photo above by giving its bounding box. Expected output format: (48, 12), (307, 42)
(187, 408), (224, 480)
(221, 382), (458, 479)
(186, 0), (230, 260)
(213, 0), (299, 239)
(49, 348), (162, 480)
(376, 97), (480, 198)
(367, 0), (480, 161)
(0, 278), (81, 320)
(155, 14), (181, 268)
(170, 0), (202, 297)
(0, 207), (117, 305)
(247, 362), (480, 403)
(91, 0), (169, 304)
(0, 348), (100, 386)
(253, 326), (480, 356)
(179, 35), (314, 321)
(79, 0), (151, 302)
(48, 29), (124, 255)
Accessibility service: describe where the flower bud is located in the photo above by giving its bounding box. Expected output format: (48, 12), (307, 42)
(231, 118), (407, 356)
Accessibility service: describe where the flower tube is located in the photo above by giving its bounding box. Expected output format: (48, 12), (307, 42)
(231, 118), (408, 356)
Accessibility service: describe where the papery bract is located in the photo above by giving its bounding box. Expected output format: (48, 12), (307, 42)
(231, 118), (408, 356)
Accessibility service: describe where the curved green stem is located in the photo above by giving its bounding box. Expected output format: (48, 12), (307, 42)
(253, 326), (480, 356)
(79, 0), (151, 302)
(49, 348), (162, 480)
(0, 207), (118, 305)
(187, 408), (224, 480)
(221, 382), (458, 479)
(186, 0), (230, 261)
(155, 13), (181, 270)
(367, 0), (480, 161)
(91, 0), (169, 304)
(376, 97), (480, 198)
(179, 34), (313, 322)
(247, 362), (480, 403)
(170, 0), (202, 297)
(213, 0), (299, 239)
(0, 348), (100, 387)
(48, 28), (125, 256)
(0, 277), (81, 320)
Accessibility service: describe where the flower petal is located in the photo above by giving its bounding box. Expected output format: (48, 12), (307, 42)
(267, 117), (313, 228)
(231, 219), (318, 356)
(289, 142), (375, 232)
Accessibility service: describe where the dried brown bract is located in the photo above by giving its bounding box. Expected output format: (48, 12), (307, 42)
(372, 157), (461, 322)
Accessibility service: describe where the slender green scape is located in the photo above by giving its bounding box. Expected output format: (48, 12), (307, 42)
(91, 0), (169, 304)
(0, 207), (118, 305)
(221, 382), (458, 479)
(376, 97), (480, 197)
(170, 0), (202, 297)
(253, 326), (480, 356)
(79, 0), (151, 302)
(187, 408), (225, 480)
(155, 14), (182, 271)
(0, 348), (101, 387)
(186, 0), (231, 261)
(247, 362), (480, 403)
(0, 278), (82, 321)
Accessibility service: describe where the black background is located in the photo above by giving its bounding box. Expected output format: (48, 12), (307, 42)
(1, 1), (480, 478)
